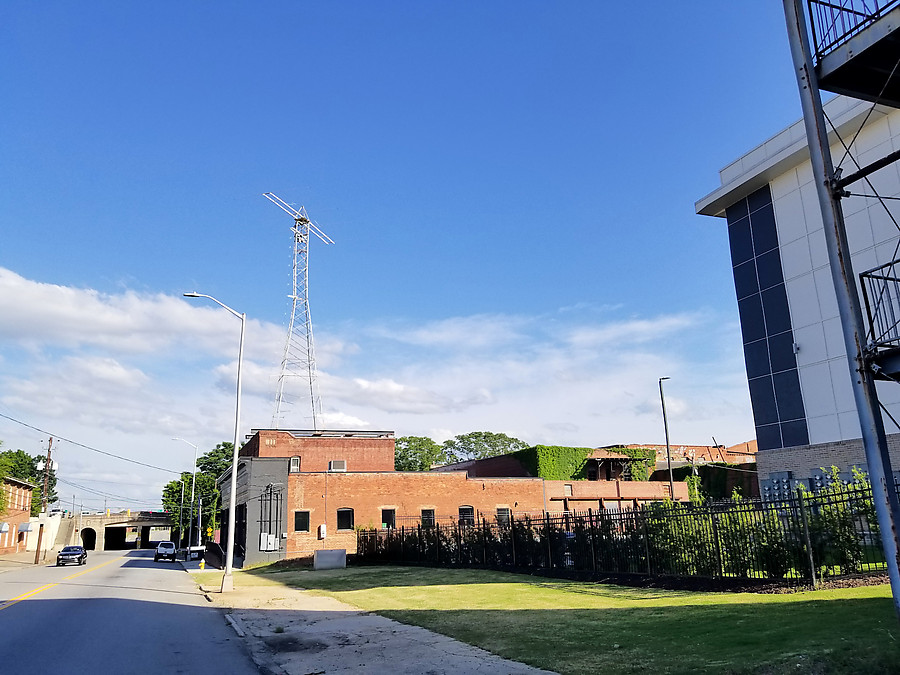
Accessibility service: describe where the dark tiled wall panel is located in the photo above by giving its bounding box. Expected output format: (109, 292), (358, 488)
(727, 185), (809, 451)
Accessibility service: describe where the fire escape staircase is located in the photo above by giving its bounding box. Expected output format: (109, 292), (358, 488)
(862, 261), (900, 379)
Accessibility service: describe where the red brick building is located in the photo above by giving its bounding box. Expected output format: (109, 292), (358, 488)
(220, 429), (689, 567)
(0, 476), (35, 555)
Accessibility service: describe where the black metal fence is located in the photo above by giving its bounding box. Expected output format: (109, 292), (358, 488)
(357, 486), (889, 586)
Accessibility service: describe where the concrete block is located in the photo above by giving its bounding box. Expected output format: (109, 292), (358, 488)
(314, 549), (347, 570)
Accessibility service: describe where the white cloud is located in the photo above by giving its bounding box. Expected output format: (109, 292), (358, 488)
(0, 267), (755, 511)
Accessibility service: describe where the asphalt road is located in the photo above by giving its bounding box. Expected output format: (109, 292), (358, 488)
(0, 549), (259, 675)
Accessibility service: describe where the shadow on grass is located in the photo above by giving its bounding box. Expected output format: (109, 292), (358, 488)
(363, 600), (900, 675)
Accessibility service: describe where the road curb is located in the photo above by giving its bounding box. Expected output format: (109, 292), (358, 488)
(225, 613), (246, 637)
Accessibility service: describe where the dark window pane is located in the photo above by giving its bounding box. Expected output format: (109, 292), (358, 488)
(750, 202), (779, 255)
(768, 331), (797, 373)
(744, 339), (771, 379)
(756, 423), (783, 451)
(733, 260), (759, 300)
(738, 293), (766, 343)
(749, 375), (779, 425)
(781, 419), (810, 447)
(747, 185), (772, 214)
(774, 369), (806, 421)
(421, 509), (435, 528)
(459, 506), (475, 526)
(726, 198), (749, 222)
(336, 508), (354, 530)
(381, 509), (395, 529)
(496, 508), (511, 526)
(762, 284), (792, 336)
(728, 216), (754, 266)
(293, 511), (310, 533)
(756, 248), (784, 292)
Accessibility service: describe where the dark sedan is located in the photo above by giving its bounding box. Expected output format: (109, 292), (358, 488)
(56, 545), (87, 566)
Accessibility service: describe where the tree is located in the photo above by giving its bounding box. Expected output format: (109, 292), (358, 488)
(161, 441), (236, 543)
(394, 436), (448, 471)
(162, 471), (220, 546)
(0, 447), (56, 516)
(196, 442), (234, 479)
(441, 431), (528, 463)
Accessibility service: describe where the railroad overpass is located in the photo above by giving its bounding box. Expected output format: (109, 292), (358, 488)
(64, 512), (173, 551)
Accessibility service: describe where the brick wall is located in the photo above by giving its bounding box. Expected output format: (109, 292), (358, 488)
(284, 471), (689, 558)
(756, 432), (900, 487)
(0, 480), (33, 555)
(242, 429), (395, 471)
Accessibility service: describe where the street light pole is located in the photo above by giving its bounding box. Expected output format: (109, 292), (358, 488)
(173, 438), (199, 552)
(184, 292), (245, 592)
(659, 377), (675, 499)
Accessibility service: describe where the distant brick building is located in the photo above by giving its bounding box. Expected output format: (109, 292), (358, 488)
(0, 476), (35, 555)
(219, 429), (689, 567)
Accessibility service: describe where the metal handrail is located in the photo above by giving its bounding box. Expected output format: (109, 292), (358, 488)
(860, 259), (900, 348)
(807, 0), (900, 61)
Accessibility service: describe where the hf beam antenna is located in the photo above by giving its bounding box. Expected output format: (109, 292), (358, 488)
(264, 192), (334, 430)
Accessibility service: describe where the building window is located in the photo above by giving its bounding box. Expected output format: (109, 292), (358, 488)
(293, 511), (310, 533)
(458, 506), (475, 527)
(564, 484), (573, 497)
(336, 508), (354, 531)
(289, 456), (300, 473)
(421, 509), (435, 528)
(328, 460), (347, 472)
(496, 508), (511, 526)
(381, 509), (396, 529)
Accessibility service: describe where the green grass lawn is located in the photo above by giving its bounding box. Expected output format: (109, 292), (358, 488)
(200, 565), (900, 674)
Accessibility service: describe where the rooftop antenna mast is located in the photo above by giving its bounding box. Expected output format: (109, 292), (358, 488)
(264, 192), (334, 430)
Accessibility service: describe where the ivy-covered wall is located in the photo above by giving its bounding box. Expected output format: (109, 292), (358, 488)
(512, 445), (593, 480)
(608, 446), (656, 481)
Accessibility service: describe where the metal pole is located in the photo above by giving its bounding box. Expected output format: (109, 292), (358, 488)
(179, 480), (184, 548)
(659, 378), (675, 498)
(183, 292), (245, 592)
(222, 312), (245, 590)
(783, 0), (900, 619)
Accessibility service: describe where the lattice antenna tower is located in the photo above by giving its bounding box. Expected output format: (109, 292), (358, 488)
(264, 192), (334, 430)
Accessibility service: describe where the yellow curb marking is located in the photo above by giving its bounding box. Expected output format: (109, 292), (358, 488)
(0, 556), (126, 612)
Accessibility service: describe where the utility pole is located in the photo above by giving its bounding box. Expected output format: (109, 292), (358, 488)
(41, 437), (52, 513)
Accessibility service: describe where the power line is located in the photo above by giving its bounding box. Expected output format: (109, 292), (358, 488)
(0, 411), (181, 474)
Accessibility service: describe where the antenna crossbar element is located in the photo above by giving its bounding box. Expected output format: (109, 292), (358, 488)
(263, 193), (335, 244)
(265, 193), (334, 431)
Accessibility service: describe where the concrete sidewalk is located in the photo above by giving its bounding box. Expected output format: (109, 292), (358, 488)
(196, 577), (558, 675)
(0, 548), (56, 571)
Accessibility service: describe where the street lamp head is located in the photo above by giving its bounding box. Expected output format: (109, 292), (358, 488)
(659, 376), (670, 382)
(183, 292), (201, 298)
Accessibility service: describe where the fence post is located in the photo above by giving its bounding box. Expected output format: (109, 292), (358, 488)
(436, 523), (441, 565)
(641, 508), (652, 576)
(797, 487), (818, 588)
(510, 516), (517, 568)
(588, 508), (597, 572)
(456, 523), (462, 566)
(544, 511), (552, 569)
(481, 516), (488, 566)
(400, 525), (404, 563)
(417, 524), (421, 564)
(710, 511), (723, 579)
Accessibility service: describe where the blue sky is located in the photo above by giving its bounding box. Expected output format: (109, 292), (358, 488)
(0, 3), (804, 510)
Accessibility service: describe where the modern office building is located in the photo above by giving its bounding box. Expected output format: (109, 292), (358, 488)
(696, 95), (900, 495)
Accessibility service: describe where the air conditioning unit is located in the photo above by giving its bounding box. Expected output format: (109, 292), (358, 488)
(328, 460), (346, 472)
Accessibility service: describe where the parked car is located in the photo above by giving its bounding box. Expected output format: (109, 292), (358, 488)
(154, 541), (176, 562)
(57, 545), (87, 566)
